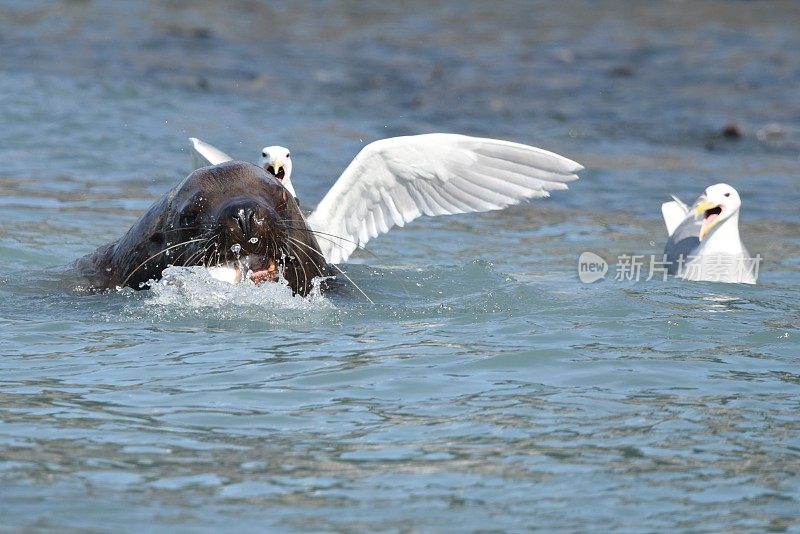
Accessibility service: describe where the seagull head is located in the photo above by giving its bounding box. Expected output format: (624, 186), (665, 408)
(259, 145), (296, 198)
(693, 183), (741, 241)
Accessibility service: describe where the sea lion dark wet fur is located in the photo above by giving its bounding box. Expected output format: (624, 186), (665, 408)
(75, 161), (331, 296)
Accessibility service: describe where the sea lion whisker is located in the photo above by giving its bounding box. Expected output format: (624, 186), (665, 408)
(120, 237), (209, 288)
(172, 233), (218, 266)
(286, 243), (302, 293)
(182, 238), (217, 268)
(281, 222), (379, 259)
(152, 226), (214, 235)
(172, 243), (202, 266)
(280, 221), (359, 243)
(285, 236), (316, 293)
(260, 235), (278, 278)
(286, 236), (325, 276)
(287, 236), (373, 304)
(293, 230), (379, 260)
(175, 231), (225, 271)
(282, 224), (357, 245)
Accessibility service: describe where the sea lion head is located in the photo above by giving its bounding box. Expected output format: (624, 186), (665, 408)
(110, 161), (329, 295)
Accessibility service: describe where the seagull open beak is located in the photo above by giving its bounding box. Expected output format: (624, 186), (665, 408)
(694, 197), (723, 241)
(265, 159), (286, 181)
(263, 158), (297, 198)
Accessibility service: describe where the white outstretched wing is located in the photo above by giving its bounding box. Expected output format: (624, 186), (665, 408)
(189, 137), (233, 169)
(306, 133), (583, 264)
(661, 195), (689, 237)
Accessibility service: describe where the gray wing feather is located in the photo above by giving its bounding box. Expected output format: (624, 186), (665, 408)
(664, 215), (701, 274)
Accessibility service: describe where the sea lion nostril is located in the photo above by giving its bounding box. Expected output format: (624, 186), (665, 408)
(229, 204), (269, 239)
(231, 207), (255, 237)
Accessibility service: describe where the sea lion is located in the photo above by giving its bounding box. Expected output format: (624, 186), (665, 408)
(74, 161), (332, 296)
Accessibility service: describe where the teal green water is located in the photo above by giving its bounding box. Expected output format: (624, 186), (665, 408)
(1, 1), (799, 531)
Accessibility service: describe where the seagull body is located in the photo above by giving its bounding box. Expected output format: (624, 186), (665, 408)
(190, 133), (582, 265)
(662, 183), (756, 284)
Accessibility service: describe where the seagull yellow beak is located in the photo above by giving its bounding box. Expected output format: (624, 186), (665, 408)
(694, 198), (716, 217)
(266, 159), (285, 179)
(694, 198), (722, 241)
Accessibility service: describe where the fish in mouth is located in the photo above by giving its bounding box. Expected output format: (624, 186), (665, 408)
(74, 161), (332, 296)
(216, 255), (280, 284)
(205, 246), (284, 285)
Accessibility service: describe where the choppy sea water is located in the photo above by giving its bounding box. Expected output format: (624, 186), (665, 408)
(1, 1), (799, 532)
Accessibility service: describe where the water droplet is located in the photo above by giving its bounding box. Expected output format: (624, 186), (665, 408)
(249, 237), (259, 244)
(231, 244), (241, 255)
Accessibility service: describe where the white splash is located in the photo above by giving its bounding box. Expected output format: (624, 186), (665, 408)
(143, 266), (333, 311)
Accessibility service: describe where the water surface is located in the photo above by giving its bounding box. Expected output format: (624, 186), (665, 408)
(1, 1), (799, 531)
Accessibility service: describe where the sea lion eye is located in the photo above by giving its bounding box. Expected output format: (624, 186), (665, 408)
(724, 192), (731, 197)
(262, 152), (267, 158)
(286, 153), (290, 158)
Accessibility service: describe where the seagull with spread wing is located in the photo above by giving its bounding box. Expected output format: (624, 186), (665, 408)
(190, 134), (582, 265)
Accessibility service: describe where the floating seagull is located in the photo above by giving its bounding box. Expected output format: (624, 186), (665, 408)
(661, 183), (757, 284)
(190, 134), (583, 264)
